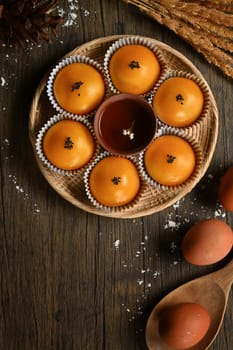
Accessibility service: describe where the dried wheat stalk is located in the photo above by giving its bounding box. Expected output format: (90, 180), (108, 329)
(122, 0), (233, 78)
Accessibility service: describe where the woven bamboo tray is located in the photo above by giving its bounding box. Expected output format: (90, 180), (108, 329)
(29, 35), (218, 218)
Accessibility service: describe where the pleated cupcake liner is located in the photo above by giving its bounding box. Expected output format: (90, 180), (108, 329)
(148, 70), (211, 129)
(103, 35), (169, 97)
(46, 55), (107, 118)
(35, 114), (100, 176)
(83, 151), (146, 212)
(139, 126), (203, 192)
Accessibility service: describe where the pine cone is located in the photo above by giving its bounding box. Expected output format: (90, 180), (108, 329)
(0, 0), (63, 46)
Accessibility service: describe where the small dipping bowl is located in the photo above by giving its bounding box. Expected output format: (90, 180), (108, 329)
(94, 93), (157, 155)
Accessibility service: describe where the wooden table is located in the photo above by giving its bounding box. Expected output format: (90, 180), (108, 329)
(0, 1), (232, 349)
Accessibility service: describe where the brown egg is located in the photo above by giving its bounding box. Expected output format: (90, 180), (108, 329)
(218, 166), (233, 211)
(159, 302), (211, 349)
(182, 219), (233, 266)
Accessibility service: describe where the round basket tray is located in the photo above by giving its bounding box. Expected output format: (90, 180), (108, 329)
(29, 35), (218, 218)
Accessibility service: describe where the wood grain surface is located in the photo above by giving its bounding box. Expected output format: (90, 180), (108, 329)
(0, 1), (232, 349)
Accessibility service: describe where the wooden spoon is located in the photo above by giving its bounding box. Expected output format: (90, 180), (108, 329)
(146, 257), (233, 350)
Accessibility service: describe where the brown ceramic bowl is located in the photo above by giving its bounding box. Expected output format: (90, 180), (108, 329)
(94, 93), (157, 156)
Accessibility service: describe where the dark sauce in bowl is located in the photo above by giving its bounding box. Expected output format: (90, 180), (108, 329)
(94, 94), (157, 155)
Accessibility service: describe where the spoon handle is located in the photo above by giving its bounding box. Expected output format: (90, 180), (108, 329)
(211, 257), (233, 292)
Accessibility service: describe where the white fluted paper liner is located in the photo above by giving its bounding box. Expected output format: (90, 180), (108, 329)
(148, 70), (211, 129)
(83, 151), (145, 212)
(139, 127), (203, 191)
(103, 36), (169, 96)
(46, 55), (107, 118)
(35, 114), (100, 176)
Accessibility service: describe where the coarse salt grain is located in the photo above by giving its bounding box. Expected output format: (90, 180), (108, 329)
(169, 241), (177, 253)
(114, 239), (120, 249)
(34, 204), (40, 213)
(1, 77), (6, 87)
(153, 271), (160, 278)
(58, 8), (65, 17)
(3, 138), (10, 146)
(58, 0), (91, 28)
(64, 12), (78, 27)
(83, 9), (90, 16)
(137, 279), (144, 286)
(164, 220), (180, 229)
(58, 0), (79, 27)
(173, 200), (180, 209)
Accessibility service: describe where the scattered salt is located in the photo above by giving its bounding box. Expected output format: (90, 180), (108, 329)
(1, 138), (13, 160)
(63, 12), (78, 27)
(3, 138), (9, 146)
(129, 316), (135, 321)
(173, 200), (181, 209)
(58, 0), (79, 27)
(153, 271), (160, 279)
(83, 9), (90, 17)
(58, 7), (65, 17)
(164, 220), (180, 230)
(33, 204), (40, 213)
(1, 77), (6, 87)
(15, 185), (24, 194)
(68, 0), (79, 7)
(9, 174), (28, 197)
(214, 202), (226, 218)
(184, 217), (190, 223)
(8, 174), (40, 214)
(114, 239), (120, 249)
(137, 279), (144, 286)
(169, 241), (177, 254)
(58, 0), (91, 28)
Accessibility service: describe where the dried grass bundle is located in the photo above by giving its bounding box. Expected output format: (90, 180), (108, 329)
(122, 0), (233, 78)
